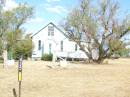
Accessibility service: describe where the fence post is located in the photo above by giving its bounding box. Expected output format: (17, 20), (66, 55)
(18, 56), (23, 97)
(12, 88), (17, 97)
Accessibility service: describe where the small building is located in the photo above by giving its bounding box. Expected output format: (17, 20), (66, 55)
(31, 22), (87, 61)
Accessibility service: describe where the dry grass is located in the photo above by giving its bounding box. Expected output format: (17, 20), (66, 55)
(0, 58), (130, 97)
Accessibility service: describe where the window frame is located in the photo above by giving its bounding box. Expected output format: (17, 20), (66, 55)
(75, 44), (78, 51)
(38, 40), (41, 50)
(48, 25), (54, 36)
(61, 41), (63, 52)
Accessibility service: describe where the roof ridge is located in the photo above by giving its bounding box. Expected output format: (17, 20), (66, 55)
(31, 22), (68, 38)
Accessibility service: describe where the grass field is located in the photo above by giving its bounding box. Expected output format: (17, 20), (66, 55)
(0, 58), (130, 97)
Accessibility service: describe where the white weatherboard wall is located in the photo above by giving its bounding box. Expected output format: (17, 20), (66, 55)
(32, 22), (88, 60)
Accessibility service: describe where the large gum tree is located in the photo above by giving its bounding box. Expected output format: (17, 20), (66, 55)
(62, 0), (130, 63)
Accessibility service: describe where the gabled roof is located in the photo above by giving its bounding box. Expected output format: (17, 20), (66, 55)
(31, 22), (68, 38)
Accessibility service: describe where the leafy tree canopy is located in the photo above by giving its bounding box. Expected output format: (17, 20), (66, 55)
(62, 0), (130, 63)
(0, 2), (33, 60)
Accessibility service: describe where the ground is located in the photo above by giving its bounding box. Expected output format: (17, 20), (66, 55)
(0, 58), (130, 97)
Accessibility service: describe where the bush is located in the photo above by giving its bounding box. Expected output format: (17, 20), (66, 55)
(0, 56), (3, 63)
(41, 54), (53, 61)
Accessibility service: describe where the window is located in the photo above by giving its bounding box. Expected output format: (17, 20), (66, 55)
(48, 26), (54, 36)
(75, 44), (78, 51)
(49, 43), (52, 54)
(38, 40), (41, 50)
(61, 41), (63, 52)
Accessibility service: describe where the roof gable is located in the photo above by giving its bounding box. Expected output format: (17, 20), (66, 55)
(31, 22), (68, 38)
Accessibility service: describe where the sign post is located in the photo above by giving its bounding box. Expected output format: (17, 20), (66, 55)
(18, 56), (22, 97)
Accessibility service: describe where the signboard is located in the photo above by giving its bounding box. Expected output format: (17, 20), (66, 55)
(18, 57), (22, 81)
(18, 72), (22, 81)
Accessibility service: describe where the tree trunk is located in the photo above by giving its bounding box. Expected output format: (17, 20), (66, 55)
(93, 58), (104, 64)
(3, 49), (8, 68)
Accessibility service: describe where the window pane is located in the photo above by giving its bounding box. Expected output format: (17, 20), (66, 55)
(75, 44), (78, 51)
(38, 40), (41, 50)
(48, 26), (54, 36)
(61, 41), (63, 52)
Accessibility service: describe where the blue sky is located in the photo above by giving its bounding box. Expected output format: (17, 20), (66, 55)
(16, 0), (79, 34)
(4, 0), (130, 34)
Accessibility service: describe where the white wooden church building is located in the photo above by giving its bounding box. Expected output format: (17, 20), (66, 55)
(31, 22), (87, 61)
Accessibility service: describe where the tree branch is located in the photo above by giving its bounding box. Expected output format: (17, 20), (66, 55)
(119, 27), (130, 38)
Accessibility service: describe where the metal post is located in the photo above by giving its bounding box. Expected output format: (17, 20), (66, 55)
(19, 81), (21, 97)
(18, 56), (22, 97)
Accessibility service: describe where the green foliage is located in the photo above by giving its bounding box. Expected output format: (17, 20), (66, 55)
(116, 48), (130, 57)
(0, 3), (33, 60)
(0, 56), (3, 63)
(41, 54), (53, 61)
(0, 39), (3, 55)
(14, 34), (34, 60)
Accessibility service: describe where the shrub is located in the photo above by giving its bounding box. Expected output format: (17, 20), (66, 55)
(41, 54), (53, 61)
(0, 56), (3, 63)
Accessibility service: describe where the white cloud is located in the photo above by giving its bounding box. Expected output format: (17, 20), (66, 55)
(46, 5), (68, 14)
(46, 0), (61, 2)
(3, 0), (18, 11)
(27, 17), (44, 24)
